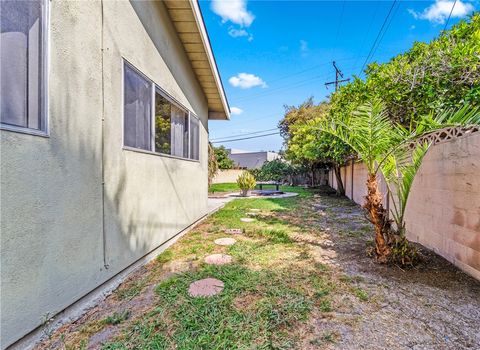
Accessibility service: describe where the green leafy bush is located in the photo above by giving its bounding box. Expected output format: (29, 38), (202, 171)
(214, 146), (235, 169)
(254, 159), (295, 182)
(236, 171), (256, 196)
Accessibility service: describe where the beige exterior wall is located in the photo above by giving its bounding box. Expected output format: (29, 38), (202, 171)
(212, 169), (244, 184)
(0, 1), (210, 347)
(328, 133), (480, 281)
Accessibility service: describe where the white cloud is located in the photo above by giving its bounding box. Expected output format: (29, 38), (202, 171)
(300, 40), (308, 52)
(211, 0), (255, 27)
(300, 40), (309, 57)
(229, 73), (267, 89)
(230, 107), (243, 115)
(228, 28), (248, 37)
(408, 0), (474, 24)
(228, 27), (254, 41)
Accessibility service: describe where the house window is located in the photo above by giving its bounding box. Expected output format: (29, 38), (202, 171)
(1, 0), (47, 134)
(123, 61), (199, 161)
(124, 64), (152, 151)
(154, 91), (189, 158)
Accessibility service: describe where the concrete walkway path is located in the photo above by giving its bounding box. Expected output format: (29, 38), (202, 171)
(207, 196), (235, 213)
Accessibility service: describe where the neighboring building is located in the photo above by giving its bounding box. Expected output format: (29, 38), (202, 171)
(227, 149), (280, 169)
(0, 0), (229, 347)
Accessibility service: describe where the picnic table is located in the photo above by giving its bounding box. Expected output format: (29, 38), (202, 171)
(256, 181), (281, 191)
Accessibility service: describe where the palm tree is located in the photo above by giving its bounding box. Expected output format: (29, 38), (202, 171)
(316, 99), (479, 263)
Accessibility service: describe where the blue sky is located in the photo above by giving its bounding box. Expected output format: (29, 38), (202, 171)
(199, 0), (477, 152)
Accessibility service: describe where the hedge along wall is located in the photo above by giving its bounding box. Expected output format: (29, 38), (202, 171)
(328, 132), (480, 281)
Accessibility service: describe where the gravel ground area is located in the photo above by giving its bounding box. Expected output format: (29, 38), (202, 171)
(299, 190), (480, 349)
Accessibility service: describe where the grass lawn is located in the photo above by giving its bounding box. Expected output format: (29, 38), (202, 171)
(209, 182), (308, 195)
(37, 186), (480, 350)
(102, 186), (346, 349)
(209, 182), (240, 193)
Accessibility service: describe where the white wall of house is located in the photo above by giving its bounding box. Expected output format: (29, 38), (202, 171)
(0, 1), (210, 347)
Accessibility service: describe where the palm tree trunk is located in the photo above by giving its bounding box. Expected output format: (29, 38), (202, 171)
(333, 165), (345, 196)
(364, 173), (391, 262)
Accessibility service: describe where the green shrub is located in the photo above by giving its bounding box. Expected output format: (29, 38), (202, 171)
(236, 171), (256, 196)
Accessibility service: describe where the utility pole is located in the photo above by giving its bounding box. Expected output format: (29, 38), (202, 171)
(325, 61), (350, 91)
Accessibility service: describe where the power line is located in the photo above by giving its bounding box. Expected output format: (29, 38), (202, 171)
(234, 62), (362, 103)
(325, 61), (350, 91)
(443, 0), (458, 31)
(211, 128), (278, 141)
(211, 132), (280, 144)
(230, 56), (367, 102)
(368, 0), (401, 66)
(230, 112), (281, 126)
(359, 0), (398, 74)
(354, 3), (381, 71)
(233, 75), (326, 102)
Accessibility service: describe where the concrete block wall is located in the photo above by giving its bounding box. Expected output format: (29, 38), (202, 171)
(328, 132), (480, 281)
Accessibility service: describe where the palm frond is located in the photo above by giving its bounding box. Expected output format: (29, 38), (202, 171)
(318, 99), (405, 174)
(383, 142), (430, 230)
(415, 105), (480, 135)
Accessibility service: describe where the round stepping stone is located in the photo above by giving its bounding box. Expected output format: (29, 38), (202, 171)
(205, 254), (233, 265)
(214, 237), (237, 246)
(188, 278), (224, 297)
(241, 218), (255, 223)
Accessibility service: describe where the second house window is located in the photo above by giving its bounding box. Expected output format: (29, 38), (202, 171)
(124, 61), (199, 160)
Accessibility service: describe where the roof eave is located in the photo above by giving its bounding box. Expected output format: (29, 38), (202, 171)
(189, 0), (230, 120)
(164, 0), (230, 121)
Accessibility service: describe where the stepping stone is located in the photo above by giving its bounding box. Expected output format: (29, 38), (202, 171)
(249, 209), (261, 212)
(240, 218), (255, 223)
(225, 228), (243, 234)
(214, 237), (237, 246)
(246, 212), (258, 217)
(188, 278), (224, 297)
(205, 254), (233, 265)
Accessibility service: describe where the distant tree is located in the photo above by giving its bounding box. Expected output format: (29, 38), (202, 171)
(279, 98), (352, 193)
(213, 146), (234, 169)
(208, 142), (218, 186)
(253, 159), (294, 182)
(288, 123), (352, 193)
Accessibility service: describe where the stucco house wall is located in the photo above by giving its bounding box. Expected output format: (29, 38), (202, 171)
(0, 1), (221, 348)
(101, 0), (209, 273)
(328, 132), (480, 281)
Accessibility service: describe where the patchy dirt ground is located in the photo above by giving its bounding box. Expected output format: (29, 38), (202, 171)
(35, 187), (480, 350)
(298, 191), (480, 349)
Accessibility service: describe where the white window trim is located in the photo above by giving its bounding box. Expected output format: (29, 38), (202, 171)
(121, 59), (200, 163)
(0, 0), (50, 137)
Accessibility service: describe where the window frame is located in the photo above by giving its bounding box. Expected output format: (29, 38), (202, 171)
(122, 59), (200, 163)
(0, 0), (50, 137)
